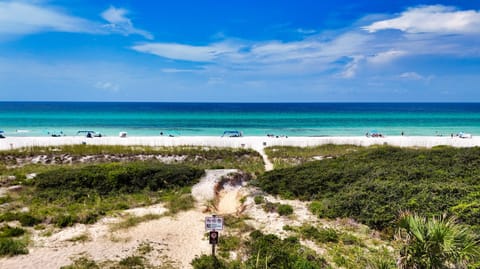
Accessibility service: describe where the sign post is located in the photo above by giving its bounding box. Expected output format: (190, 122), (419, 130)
(205, 215), (223, 257)
(209, 230), (218, 256)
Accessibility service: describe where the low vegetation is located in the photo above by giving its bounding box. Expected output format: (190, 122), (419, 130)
(258, 145), (480, 232)
(265, 144), (361, 169)
(192, 230), (328, 269)
(262, 201), (294, 216)
(0, 162), (204, 229)
(396, 211), (480, 269)
(0, 145), (265, 175)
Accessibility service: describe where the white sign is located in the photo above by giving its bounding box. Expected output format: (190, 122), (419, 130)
(205, 216), (224, 231)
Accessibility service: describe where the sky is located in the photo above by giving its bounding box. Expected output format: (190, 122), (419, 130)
(0, 0), (479, 102)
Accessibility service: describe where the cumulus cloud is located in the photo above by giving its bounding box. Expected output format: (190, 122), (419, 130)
(0, 1), (97, 35)
(363, 5), (480, 34)
(101, 6), (153, 39)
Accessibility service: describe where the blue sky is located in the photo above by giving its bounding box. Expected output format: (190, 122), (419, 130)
(0, 0), (479, 102)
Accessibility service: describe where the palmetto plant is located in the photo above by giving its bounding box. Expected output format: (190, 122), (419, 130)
(396, 211), (480, 269)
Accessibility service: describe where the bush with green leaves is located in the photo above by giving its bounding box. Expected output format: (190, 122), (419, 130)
(0, 212), (41, 227)
(277, 204), (294, 216)
(0, 238), (28, 256)
(35, 162), (204, 198)
(300, 225), (339, 243)
(0, 226), (25, 238)
(397, 212), (480, 268)
(253, 195), (264, 205)
(245, 230), (328, 268)
(191, 255), (230, 269)
(258, 146), (480, 230)
(0, 162), (204, 228)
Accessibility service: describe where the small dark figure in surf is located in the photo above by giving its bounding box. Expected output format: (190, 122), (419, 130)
(401, 131), (404, 136)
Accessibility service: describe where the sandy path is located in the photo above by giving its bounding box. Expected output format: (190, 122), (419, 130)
(259, 148), (274, 171)
(0, 170), (241, 269)
(0, 209), (211, 269)
(216, 185), (243, 215)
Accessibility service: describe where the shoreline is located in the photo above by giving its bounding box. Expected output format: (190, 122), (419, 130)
(1, 135), (479, 151)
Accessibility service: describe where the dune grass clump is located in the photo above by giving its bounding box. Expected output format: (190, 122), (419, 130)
(265, 144), (361, 169)
(0, 225), (25, 238)
(0, 238), (28, 256)
(0, 145), (265, 175)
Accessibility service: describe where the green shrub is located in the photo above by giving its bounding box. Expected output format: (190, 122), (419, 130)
(0, 196), (11, 204)
(258, 146), (480, 230)
(246, 230), (328, 268)
(118, 255), (144, 268)
(0, 226), (25, 238)
(300, 225), (339, 243)
(0, 212), (41, 227)
(218, 235), (241, 258)
(309, 201), (325, 216)
(60, 256), (99, 269)
(55, 214), (77, 228)
(0, 238), (28, 256)
(340, 233), (362, 246)
(191, 255), (229, 269)
(254, 195), (264, 204)
(165, 194), (195, 214)
(277, 204), (294, 216)
(18, 214), (41, 227)
(35, 162), (204, 199)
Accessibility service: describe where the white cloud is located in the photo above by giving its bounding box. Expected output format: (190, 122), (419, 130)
(339, 56), (364, 78)
(363, 5), (480, 34)
(101, 6), (153, 39)
(367, 50), (406, 64)
(297, 28), (316, 35)
(400, 72), (423, 80)
(0, 1), (97, 35)
(399, 72), (434, 82)
(131, 42), (241, 62)
(161, 68), (202, 73)
(0, 2), (152, 39)
(94, 81), (119, 92)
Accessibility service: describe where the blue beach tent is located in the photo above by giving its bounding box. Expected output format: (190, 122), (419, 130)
(222, 130), (243, 137)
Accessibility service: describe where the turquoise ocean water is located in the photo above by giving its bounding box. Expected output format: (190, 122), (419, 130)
(1, 102), (479, 137)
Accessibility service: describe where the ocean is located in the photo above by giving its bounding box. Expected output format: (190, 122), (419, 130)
(0, 102), (479, 137)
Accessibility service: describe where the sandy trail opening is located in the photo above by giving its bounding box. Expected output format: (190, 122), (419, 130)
(0, 169), (243, 269)
(216, 187), (242, 215)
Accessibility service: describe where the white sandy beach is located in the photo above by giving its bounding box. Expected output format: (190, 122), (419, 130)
(0, 135), (479, 151)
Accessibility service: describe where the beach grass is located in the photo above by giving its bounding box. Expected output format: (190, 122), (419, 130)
(0, 145), (265, 175)
(264, 144), (362, 169)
